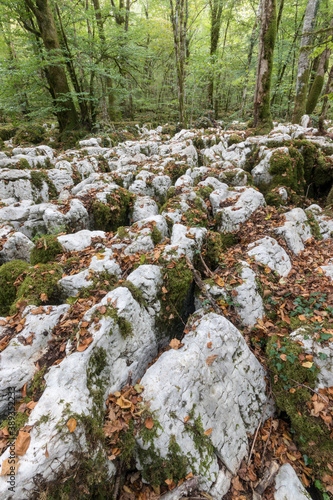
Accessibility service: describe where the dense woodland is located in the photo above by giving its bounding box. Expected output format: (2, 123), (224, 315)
(0, 0), (332, 137)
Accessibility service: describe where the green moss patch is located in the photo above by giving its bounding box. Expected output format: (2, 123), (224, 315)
(0, 260), (30, 316)
(157, 258), (193, 337)
(268, 147), (305, 194)
(13, 124), (46, 145)
(13, 263), (63, 312)
(30, 235), (63, 265)
(267, 336), (333, 464)
(30, 171), (57, 200)
(91, 188), (135, 232)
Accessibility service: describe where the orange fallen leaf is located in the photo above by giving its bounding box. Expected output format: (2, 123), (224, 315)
(67, 418), (77, 433)
(40, 293), (48, 302)
(184, 416), (190, 423)
(0, 457), (19, 476)
(145, 417), (154, 430)
(207, 342), (212, 349)
(298, 315), (307, 321)
(45, 444), (49, 458)
(204, 428), (213, 436)
(169, 338), (181, 350)
(77, 337), (93, 352)
(116, 396), (132, 409)
(15, 430), (31, 456)
(206, 355), (218, 366)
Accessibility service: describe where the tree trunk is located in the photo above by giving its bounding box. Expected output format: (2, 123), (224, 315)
(292, 0), (320, 124)
(253, 0), (277, 134)
(55, 2), (91, 127)
(271, 14), (304, 106)
(208, 0), (224, 108)
(240, 0), (262, 117)
(306, 17), (333, 114)
(320, 64), (333, 121)
(169, 0), (188, 126)
(24, 0), (78, 132)
(276, 0), (284, 30)
(92, 0), (117, 121)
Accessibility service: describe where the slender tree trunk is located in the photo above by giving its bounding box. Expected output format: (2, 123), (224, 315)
(55, 2), (91, 127)
(240, 0), (262, 117)
(24, 0), (78, 131)
(276, 0), (284, 30)
(271, 15), (304, 105)
(208, 0), (224, 108)
(253, 0), (277, 133)
(214, 0), (235, 118)
(320, 64), (333, 120)
(306, 17), (333, 114)
(292, 0), (320, 124)
(92, 0), (117, 121)
(170, 0), (188, 126)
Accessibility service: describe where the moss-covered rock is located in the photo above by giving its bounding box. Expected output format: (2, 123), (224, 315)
(14, 263), (63, 311)
(204, 232), (223, 269)
(91, 188), (135, 232)
(30, 235), (63, 265)
(227, 133), (241, 146)
(267, 336), (333, 464)
(13, 124), (46, 145)
(30, 171), (58, 200)
(265, 187), (287, 207)
(157, 258), (193, 337)
(0, 260), (30, 316)
(0, 124), (18, 141)
(268, 147), (305, 193)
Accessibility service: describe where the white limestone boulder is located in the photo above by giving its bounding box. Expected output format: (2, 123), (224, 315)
(162, 223), (207, 260)
(248, 237), (291, 277)
(57, 230), (105, 252)
(132, 196), (159, 223)
(252, 147), (289, 187)
(0, 305), (69, 417)
(137, 312), (268, 489)
(274, 463), (311, 500)
(0, 287), (160, 499)
(211, 186), (265, 232)
(0, 231), (34, 263)
(235, 262), (264, 326)
(274, 208), (312, 254)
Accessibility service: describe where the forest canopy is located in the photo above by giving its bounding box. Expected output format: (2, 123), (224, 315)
(0, 0), (332, 135)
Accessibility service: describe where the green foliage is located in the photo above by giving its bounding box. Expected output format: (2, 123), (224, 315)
(30, 235), (63, 265)
(0, 260), (30, 316)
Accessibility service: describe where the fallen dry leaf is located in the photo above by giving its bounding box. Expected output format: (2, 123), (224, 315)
(15, 430), (31, 456)
(0, 457), (19, 476)
(67, 418), (77, 433)
(169, 338), (181, 350)
(206, 355), (218, 366)
(144, 417), (154, 430)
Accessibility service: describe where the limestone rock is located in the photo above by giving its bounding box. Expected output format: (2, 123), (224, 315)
(274, 463), (311, 500)
(248, 237), (291, 277)
(137, 312), (268, 489)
